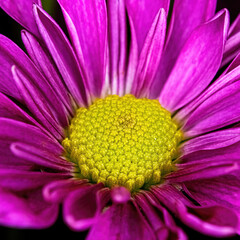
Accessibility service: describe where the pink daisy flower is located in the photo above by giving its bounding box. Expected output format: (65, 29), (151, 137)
(0, 0), (240, 239)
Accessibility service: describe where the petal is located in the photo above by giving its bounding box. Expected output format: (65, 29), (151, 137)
(176, 64), (240, 123)
(0, 169), (70, 192)
(183, 78), (240, 137)
(0, 35), (22, 100)
(111, 186), (131, 204)
(125, 14), (138, 94)
(182, 128), (240, 155)
(87, 201), (155, 240)
(0, 92), (44, 129)
(0, 0), (41, 37)
(43, 179), (88, 203)
(184, 174), (240, 209)
(33, 5), (88, 105)
(11, 142), (73, 172)
(125, 0), (169, 52)
(57, 0), (107, 97)
(166, 159), (240, 183)
(150, 0), (217, 97)
(181, 141), (240, 164)
(222, 14), (240, 66)
(63, 184), (108, 231)
(131, 8), (166, 97)
(0, 118), (63, 155)
(12, 66), (64, 140)
(21, 30), (73, 115)
(159, 9), (229, 111)
(135, 193), (187, 240)
(151, 185), (238, 237)
(107, 0), (127, 96)
(0, 188), (58, 229)
(0, 35), (68, 128)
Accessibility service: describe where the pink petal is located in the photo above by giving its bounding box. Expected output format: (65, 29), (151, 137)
(0, 0), (41, 37)
(11, 142), (73, 172)
(21, 30), (73, 115)
(63, 184), (108, 231)
(58, 0), (107, 97)
(33, 5), (88, 105)
(43, 179), (88, 203)
(183, 78), (240, 137)
(131, 8), (166, 97)
(151, 185), (238, 237)
(0, 188), (58, 229)
(182, 128), (240, 155)
(107, 0), (127, 95)
(12, 66), (64, 140)
(125, 0), (169, 52)
(166, 159), (239, 183)
(87, 201), (155, 240)
(159, 9), (229, 112)
(150, 0), (217, 97)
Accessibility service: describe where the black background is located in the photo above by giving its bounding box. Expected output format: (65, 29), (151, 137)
(0, 0), (240, 239)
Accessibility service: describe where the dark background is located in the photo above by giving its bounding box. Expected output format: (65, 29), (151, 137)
(0, 0), (240, 239)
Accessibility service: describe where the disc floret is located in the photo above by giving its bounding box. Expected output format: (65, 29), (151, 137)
(63, 95), (182, 192)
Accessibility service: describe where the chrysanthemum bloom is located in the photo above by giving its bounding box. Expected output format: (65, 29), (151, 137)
(1, 0), (240, 239)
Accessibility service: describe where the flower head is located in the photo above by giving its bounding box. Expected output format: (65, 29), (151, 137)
(0, 0), (240, 239)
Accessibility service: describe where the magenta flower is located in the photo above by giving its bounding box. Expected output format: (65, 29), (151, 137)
(1, 0), (240, 239)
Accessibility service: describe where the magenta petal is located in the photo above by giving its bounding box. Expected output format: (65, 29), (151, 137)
(58, 0), (107, 97)
(125, 0), (169, 52)
(183, 78), (240, 136)
(177, 63), (240, 122)
(111, 186), (130, 204)
(125, 14), (138, 94)
(0, 118), (63, 155)
(159, 10), (229, 111)
(63, 184), (106, 231)
(0, 169), (69, 192)
(182, 128), (240, 155)
(0, 188), (58, 229)
(0, 92), (44, 131)
(150, 0), (217, 97)
(43, 179), (88, 203)
(0, 35), (68, 129)
(12, 66), (64, 140)
(21, 30), (73, 115)
(135, 193), (187, 240)
(131, 8), (166, 97)
(222, 32), (240, 67)
(166, 159), (239, 183)
(181, 141), (240, 164)
(222, 14), (240, 66)
(0, 35), (22, 100)
(87, 201), (155, 240)
(0, 0), (41, 37)
(185, 174), (240, 210)
(11, 143), (73, 172)
(151, 185), (238, 237)
(178, 205), (238, 237)
(33, 5), (88, 105)
(107, 0), (127, 95)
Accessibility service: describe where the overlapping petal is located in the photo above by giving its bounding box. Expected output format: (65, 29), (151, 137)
(33, 5), (88, 106)
(0, 0), (41, 37)
(159, 9), (229, 112)
(150, 0), (217, 97)
(58, 0), (107, 97)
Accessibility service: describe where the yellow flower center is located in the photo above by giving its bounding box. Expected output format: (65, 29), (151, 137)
(62, 95), (182, 192)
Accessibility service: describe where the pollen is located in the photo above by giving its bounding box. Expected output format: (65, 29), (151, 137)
(62, 95), (182, 192)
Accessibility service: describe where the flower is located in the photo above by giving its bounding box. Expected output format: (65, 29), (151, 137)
(0, 0), (240, 239)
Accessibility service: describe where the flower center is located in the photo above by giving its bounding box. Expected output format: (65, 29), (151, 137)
(62, 95), (182, 192)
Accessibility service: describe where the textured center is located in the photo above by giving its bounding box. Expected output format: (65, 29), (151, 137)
(62, 95), (182, 192)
